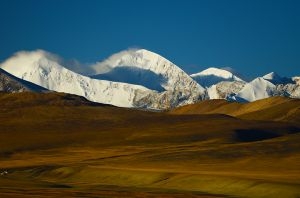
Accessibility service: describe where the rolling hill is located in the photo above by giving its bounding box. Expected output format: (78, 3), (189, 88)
(0, 92), (300, 197)
(170, 96), (300, 123)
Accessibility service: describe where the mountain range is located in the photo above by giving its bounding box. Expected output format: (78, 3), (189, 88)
(0, 49), (299, 110)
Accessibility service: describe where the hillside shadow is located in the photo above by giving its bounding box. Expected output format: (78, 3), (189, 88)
(234, 129), (281, 142)
(234, 127), (300, 142)
(90, 66), (167, 92)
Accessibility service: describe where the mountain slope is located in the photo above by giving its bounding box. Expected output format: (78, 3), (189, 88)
(233, 77), (276, 102)
(170, 96), (300, 123)
(263, 72), (293, 84)
(0, 50), (206, 110)
(0, 50), (156, 108)
(207, 81), (246, 99)
(91, 49), (206, 106)
(0, 68), (46, 92)
(92, 49), (205, 92)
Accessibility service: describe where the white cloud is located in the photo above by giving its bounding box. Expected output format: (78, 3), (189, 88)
(90, 48), (140, 74)
(220, 66), (236, 73)
(0, 50), (95, 76)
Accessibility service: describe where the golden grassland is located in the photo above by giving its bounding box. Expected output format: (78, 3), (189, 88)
(0, 92), (300, 197)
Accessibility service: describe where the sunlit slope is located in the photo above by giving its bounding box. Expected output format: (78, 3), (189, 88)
(170, 96), (300, 122)
(0, 92), (300, 198)
(1, 92), (299, 152)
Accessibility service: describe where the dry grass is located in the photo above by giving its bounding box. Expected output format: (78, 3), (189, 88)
(0, 92), (300, 197)
(170, 96), (300, 123)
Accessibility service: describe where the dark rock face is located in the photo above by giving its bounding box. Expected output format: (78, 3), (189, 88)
(0, 68), (46, 93)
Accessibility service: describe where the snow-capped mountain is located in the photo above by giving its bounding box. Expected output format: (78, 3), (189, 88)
(91, 49), (205, 94)
(90, 49), (207, 109)
(0, 50), (157, 108)
(0, 68), (46, 93)
(231, 72), (300, 102)
(190, 67), (245, 99)
(200, 70), (299, 102)
(263, 72), (293, 85)
(191, 67), (244, 88)
(227, 72), (300, 102)
(232, 77), (276, 102)
(0, 49), (299, 108)
(0, 49), (206, 110)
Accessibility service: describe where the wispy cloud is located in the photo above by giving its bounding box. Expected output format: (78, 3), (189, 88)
(90, 48), (140, 74)
(220, 66), (236, 73)
(0, 50), (96, 76)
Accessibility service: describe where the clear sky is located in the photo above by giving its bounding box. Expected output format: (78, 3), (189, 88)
(0, 0), (299, 78)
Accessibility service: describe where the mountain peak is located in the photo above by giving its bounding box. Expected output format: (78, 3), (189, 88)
(191, 67), (243, 79)
(0, 50), (63, 79)
(233, 77), (276, 102)
(91, 49), (178, 74)
(262, 71), (293, 85)
(263, 72), (281, 80)
(191, 67), (244, 87)
(91, 48), (205, 93)
(135, 48), (158, 55)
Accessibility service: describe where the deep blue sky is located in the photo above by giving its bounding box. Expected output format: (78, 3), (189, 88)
(0, 0), (299, 78)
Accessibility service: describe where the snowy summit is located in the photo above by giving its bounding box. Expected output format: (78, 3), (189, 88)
(191, 67), (244, 88)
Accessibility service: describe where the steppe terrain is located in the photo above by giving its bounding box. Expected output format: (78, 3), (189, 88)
(0, 92), (299, 197)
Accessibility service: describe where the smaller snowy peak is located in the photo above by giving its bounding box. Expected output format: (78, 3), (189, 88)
(234, 77), (276, 102)
(263, 72), (281, 80)
(262, 72), (293, 85)
(191, 67), (243, 81)
(191, 67), (244, 88)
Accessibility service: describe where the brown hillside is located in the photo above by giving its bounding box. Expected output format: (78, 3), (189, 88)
(0, 92), (300, 197)
(170, 96), (300, 122)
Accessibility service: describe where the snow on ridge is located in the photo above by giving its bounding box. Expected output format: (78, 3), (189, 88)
(91, 48), (205, 94)
(263, 72), (281, 80)
(0, 49), (299, 107)
(234, 77), (276, 102)
(0, 50), (155, 108)
(191, 67), (243, 81)
(0, 49), (207, 109)
(190, 67), (244, 88)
